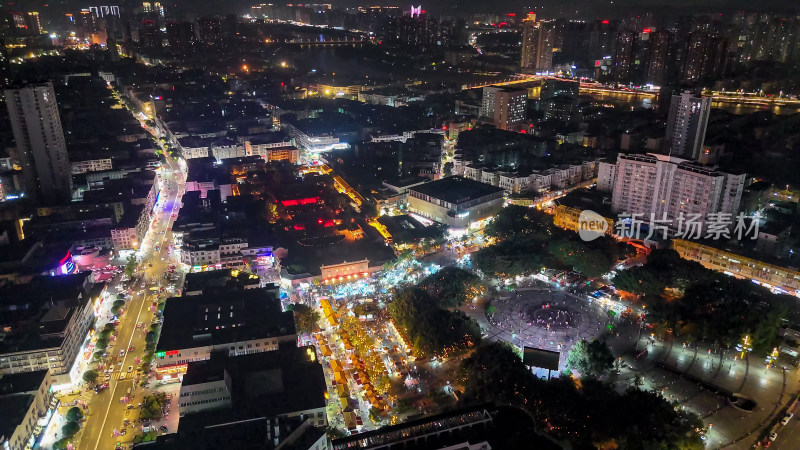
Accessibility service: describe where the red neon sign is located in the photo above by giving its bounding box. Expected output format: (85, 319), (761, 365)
(280, 197), (319, 207)
(643, 28), (652, 33)
(59, 252), (72, 266)
(601, 20), (610, 24)
(165, 350), (179, 356)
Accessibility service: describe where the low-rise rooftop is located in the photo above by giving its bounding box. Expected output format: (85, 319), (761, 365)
(409, 176), (504, 205)
(156, 288), (294, 353)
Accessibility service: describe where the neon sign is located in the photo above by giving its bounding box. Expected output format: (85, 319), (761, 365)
(58, 252), (76, 275)
(410, 5), (422, 17)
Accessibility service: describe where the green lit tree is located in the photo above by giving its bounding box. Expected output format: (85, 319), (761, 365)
(65, 406), (83, 423)
(566, 339), (614, 377)
(82, 369), (99, 384)
(287, 303), (321, 335)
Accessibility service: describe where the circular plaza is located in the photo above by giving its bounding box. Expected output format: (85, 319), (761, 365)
(485, 288), (612, 356)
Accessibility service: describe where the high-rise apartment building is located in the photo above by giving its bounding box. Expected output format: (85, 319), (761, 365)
(480, 86), (501, 119)
(494, 88), (528, 131)
(681, 32), (728, 83)
(645, 30), (671, 84)
(521, 14), (554, 73)
(612, 30), (636, 80)
(664, 92), (711, 160)
(166, 20), (195, 49)
(481, 86), (527, 131)
(609, 153), (744, 229)
(26, 12), (42, 35)
(140, 20), (162, 48)
(4, 82), (72, 204)
(197, 17), (222, 47)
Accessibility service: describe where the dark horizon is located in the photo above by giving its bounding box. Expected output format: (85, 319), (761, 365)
(6, 0), (800, 20)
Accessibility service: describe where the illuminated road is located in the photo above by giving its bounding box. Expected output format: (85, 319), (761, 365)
(79, 150), (185, 449)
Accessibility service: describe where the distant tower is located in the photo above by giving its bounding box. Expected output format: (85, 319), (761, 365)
(645, 30), (671, 84)
(612, 31), (636, 81)
(410, 6), (422, 18)
(520, 14), (554, 73)
(664, 91), (711, 160)
(4, 82), (72, 204)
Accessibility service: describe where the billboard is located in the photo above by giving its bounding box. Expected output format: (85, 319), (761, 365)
(522, 347), (560, 371)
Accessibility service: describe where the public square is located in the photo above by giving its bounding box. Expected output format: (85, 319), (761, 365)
(484, 287), (614, 373)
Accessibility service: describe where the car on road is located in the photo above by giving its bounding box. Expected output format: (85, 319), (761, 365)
(128, 365), (134, 373)
(120, 350), (125, 357)
(769, 432), (778, 441)
(781, 413), (793, 424)
(159, 425), (168, 433)
(129, 345), (135, 351)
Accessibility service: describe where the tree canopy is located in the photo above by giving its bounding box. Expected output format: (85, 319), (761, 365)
(458, 342), (704, 449)
(65, 406), (84, 423)
(476, 205), (621, 278)
(418, 267), (482, 307)
(389, 287), (480, 357)
(613, 249), (793, 351)
(61, 421), (80, 438)
(139, 392), (167, 420)
(82, 369), (99, 384)
(287, 303), (321, 335)
(565, 339), (614, 377)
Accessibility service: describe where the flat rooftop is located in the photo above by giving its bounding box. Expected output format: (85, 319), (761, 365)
(156, 288), (295, 352)
(409, 176), (504, 205)
(0, 394), (34, 441)
(557, 188), (614, 219)
(181, 344), (326, 418)
(331, 405), (493, 450)
(183, 269), (263, 294)
(0, 273), (91, 353)
(0, 370), (48, 395)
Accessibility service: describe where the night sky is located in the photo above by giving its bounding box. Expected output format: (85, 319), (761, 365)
(7, 0), (799, 21)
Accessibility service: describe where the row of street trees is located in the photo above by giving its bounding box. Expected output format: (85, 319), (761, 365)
(53, 407), (84, 449)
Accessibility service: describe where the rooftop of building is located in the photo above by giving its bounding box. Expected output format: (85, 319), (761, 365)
(178, 136), (216, 148)
(556, 188), (615, 219)
(0, 394), (34, 441)
(148, 414), (323, 450)
(331, 404), (494, 450)
(383, 176), (430, 192)
(156, 288), (294, 352)
(116, 204), (145, 229)
(246, 132), (291, 145)
(183, 269), (263, 294)
(0, 273), (92, 353)
(82, 180), (152, 205)
(219, 156), (264, 167)
(0, 370), (48, 395)
(408, 176), (505, 204)
(186, 158), (223, 183)
(181, 344), (326, 418)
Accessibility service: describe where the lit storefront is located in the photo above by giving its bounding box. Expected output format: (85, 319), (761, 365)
(321, 260), (370, 285)
(154, 362), (188, 383)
